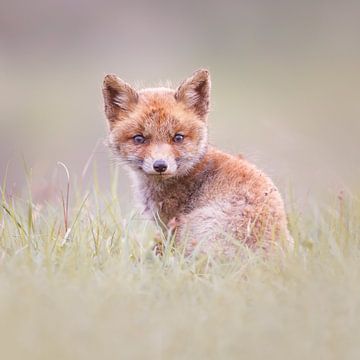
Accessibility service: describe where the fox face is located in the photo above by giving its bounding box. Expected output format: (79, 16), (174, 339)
(103, 70), (211, 178)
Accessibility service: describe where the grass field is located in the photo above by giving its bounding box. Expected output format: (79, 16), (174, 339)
(1, 168), (360, 360)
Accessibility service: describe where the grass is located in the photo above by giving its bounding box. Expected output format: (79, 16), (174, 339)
(1, 168), (360, 360)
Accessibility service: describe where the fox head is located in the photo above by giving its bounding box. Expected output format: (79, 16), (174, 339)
(102, 69), (210, 178)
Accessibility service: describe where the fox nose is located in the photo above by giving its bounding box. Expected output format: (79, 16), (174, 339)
(153, 160), (168, 173)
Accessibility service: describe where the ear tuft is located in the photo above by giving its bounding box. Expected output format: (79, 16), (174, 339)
(102, 74), (138, 125)
(175, 69), (211, 119)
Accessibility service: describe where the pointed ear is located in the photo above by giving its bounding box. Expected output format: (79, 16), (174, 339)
(102, 74), (138, 126)
(175, 69), (211, 119)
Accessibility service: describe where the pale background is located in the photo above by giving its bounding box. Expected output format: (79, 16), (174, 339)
(1, 0), (359, 207)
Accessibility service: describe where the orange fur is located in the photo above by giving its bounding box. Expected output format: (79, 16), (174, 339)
(102, 69), (291, 257)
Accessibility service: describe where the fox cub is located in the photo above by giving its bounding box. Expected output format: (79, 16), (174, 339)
(102, 69), (291, 256)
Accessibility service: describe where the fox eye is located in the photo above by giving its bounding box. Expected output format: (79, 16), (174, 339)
(133, 135), (145, 144)
(173, 134), (184, 143)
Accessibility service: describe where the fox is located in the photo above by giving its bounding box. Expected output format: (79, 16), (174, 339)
(102, 69), (291, 257)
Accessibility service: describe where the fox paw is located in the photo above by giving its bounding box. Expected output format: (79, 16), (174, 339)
(153, 232), (164, 256)
(167, 217), (180, 232)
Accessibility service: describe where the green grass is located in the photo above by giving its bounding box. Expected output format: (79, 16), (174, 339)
(1, 171), (360, 360)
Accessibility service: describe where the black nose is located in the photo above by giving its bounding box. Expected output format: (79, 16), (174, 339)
(153, 160), (168, 173)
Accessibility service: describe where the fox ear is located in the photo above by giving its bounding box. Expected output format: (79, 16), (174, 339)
(175, 69), (211, 119)
(102, 74), (138, 126)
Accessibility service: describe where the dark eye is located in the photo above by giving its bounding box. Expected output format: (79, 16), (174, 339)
(173, 134), (184, 143)
(133, 135), (145, 144)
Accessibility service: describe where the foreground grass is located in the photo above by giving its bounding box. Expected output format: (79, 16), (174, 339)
(1, 176), (360, 360)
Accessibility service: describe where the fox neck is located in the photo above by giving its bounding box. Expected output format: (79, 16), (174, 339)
(130, 147), (213, 225)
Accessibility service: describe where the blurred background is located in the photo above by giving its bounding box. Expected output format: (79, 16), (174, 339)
(1, 0), (359, 207)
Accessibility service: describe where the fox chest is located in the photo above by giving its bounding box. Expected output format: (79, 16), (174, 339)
(138, 183), (196, 225)
(142, 191), (186, 225)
